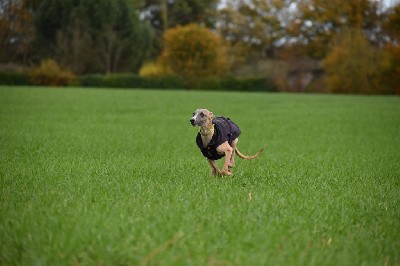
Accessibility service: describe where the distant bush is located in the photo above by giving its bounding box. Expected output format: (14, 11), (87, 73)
(139, 62), (172, 77)
(232, 60), (289, 91)
(0, 71), (30, 85)
(77, 74), (104, 87)
(221, 77), (276, 92)
(29, 59), (75, 86)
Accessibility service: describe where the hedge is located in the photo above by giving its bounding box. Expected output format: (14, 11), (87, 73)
(1, 72), (277, 92)
(0, 72), (30, 85)
(189, 76), (277, 92)
(78, 74), (185, 89)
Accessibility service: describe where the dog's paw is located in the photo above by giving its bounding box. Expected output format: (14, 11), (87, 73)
(211, 169), (223, 176)
(221, 170), (233, 176)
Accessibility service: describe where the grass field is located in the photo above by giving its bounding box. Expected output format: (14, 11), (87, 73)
(0, 86), (399, 265)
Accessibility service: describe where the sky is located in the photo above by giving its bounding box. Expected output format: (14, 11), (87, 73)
(382, 0), (400, 8)
(220, 0), (400, 9)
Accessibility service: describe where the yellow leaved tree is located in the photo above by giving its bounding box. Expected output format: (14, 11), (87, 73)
(159, 24), (228, 83)
(324, 28), (389, 94)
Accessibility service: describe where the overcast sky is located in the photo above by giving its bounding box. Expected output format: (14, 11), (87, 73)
(382, 0), (400, 8)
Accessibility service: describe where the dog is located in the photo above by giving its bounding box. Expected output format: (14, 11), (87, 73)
(190, 109), (264, 176)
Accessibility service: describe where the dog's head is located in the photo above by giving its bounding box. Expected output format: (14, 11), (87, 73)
(190, 109), (213, 127)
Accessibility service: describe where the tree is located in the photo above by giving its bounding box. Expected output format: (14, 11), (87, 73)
(381, 44), (400, 94)
(34, 0), (153, 74)
(383, 3), (400, 43)
(218, 0), (293, 57)
(159, 24), (228, 81)
(140, 0), (218, 32)
(139, 0), (218, 53)
(0, 0), (36, 63)
(323, 28), (388, 94)
(291, 0), (383, 58)
(217, 0), (295, 72)
(381, 4), (400, 94)
(55, 19), (93, 74)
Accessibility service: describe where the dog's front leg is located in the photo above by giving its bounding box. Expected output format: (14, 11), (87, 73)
(208, 159), (221, 176)
(217, 142), (233, 176)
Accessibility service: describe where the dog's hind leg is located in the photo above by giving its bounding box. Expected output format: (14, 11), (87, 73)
(229, 138), (238, 168)
(216, 142), (233, 176)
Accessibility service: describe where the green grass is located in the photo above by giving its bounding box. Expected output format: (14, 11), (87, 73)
(1, 86), (399, 265)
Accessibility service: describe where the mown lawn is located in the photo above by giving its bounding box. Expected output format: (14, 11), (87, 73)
(0, 86), (399, 265)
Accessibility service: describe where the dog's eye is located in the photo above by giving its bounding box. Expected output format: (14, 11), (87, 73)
(200, 112), (205, 118)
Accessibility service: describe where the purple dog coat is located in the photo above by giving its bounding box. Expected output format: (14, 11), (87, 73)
(196, 116), (241, 160)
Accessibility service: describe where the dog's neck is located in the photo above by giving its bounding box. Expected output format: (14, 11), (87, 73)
(199, 120), (214, 146)
(200, 124), (214, 136)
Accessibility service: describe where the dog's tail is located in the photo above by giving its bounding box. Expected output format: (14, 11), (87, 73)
(235, 147), (264, 160)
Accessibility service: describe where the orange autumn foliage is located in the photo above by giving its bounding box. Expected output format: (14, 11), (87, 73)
(323, 28), (389, 94)
(29, 59), (75, 86)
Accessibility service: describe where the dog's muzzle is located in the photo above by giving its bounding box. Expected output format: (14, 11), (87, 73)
(190, 118), (195, 126)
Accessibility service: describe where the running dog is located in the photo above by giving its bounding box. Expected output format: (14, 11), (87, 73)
(190, 109), (264, 176)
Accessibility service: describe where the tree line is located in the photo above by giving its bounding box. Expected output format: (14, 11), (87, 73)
(0, 0), (399, 93)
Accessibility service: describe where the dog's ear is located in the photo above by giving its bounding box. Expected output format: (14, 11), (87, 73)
(209, 112), (213, 118)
